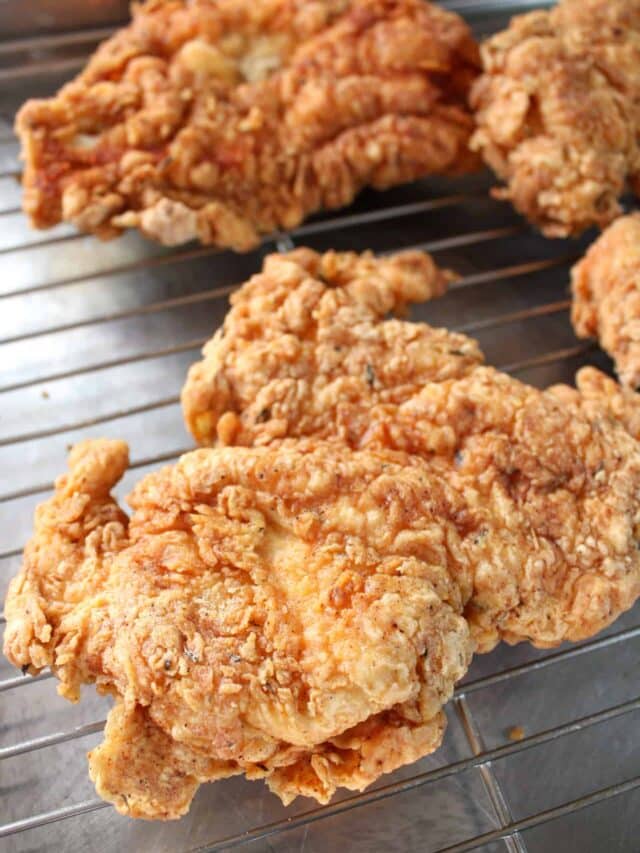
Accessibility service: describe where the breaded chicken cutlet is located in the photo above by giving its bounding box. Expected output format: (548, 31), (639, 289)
(15, 0), (480, 250)
(470, 0), (640, 237)
(572, 214), (640, 388)
(182, 247), (640, 652)
(7, 251), (640, 821)
(4, 439), (473, 818)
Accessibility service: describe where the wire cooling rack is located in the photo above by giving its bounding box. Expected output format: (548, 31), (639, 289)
(1, 2), (639, 851)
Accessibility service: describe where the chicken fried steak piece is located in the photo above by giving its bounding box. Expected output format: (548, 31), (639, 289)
(4, 438), (473, 818)
(16, 0), (480, 249)
(470, 0), (640, 237)
(182, 246), (640, 652)
(182, 246), (475, 447)
(572, 214), (640, 388)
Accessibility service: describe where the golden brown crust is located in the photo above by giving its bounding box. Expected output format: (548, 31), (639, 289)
(16, 0), (479, 249)
(4, 438), (472, 818)
(470, 0), (640, 237)
(400, 368), (640, 652)
(2, 439), (130, 697)
(182, 246), (475, 446)
(571, 214), (640, 387)
(551, 366), (640, 442)
(181, 247), (640, 653)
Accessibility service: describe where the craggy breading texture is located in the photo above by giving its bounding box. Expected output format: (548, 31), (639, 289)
(470, 0), (640, 237)
(572, 214), (640, 388)
(16, 0), (480, 250)
(183, 247), (640, 652)
(182, 246), (476, 447)
(4, 439), (473, 818)
(551, 366), (640, 443)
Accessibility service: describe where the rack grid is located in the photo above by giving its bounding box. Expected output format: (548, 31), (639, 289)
(1, 3), (639, 851)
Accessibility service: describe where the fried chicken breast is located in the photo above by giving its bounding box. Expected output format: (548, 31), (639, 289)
(572, 214), (640, 388)
(182, 247), (640, 652)
(4, 438), (473, 818)
(15, 0), (480, 249)
(182, 246), (475, 447)
(470, 0), (640, 237)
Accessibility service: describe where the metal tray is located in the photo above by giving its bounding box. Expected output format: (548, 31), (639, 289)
(1, 2), (638, 851)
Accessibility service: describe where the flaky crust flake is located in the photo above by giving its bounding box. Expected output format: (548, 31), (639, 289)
(16, 0), (479, 249)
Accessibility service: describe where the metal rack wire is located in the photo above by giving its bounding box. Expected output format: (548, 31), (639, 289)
(1, 3), (639, 851)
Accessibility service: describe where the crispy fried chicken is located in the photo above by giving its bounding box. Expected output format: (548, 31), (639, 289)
(4, 439), (472, 818)
(572, 214), (640, 387)
(470, 0), (640, 237)
(182, 246), (473, 447)
(182, 247), (640, 652)
(8, 250), (640, 818)
(15, 0), (480, 249)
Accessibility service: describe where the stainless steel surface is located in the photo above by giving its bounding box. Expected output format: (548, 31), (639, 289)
(1, 2), (639, 851)
(0, 3), (126, 40)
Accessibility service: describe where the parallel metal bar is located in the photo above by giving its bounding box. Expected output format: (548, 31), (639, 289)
(0, 720), (104, 760)
(0, 445), (189, 504)
(0, 671), (52, 693)
(503, 343), (594, 374)
(458, 299), (570, 335)
(291, 193), (470, 238)
(0, 285), (236, 346)
(0, 253), (570, 348)
(0, 231), (85, 256)
(0, 244), (222, 301)
(451, 255), (575, 291)
(0, 546), (22, 561)
(455, 697), (528, 853)
(1, 696), (637, 841)
(0, 340), (204, 395)
(0, 395), (180, 449)
(0, 58), (86, 83)
(442, 0), (554, 14)
(386, 224), (525, 255)
(0, 193), (479, 300)
(456, 624), (640, 697)
(0, 799), (108, 839)
(0, 26), (115, 55)
(433, 777), (640, 853)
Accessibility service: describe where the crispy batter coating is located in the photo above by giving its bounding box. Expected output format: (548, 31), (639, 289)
(182, 246), (477, 446)
(470, 0), (640, 237)
(182, 247), (640, 651)
(3, 440), (130, 692)
(4, 439), (472, 818)
(396, 368), (640, 651)
(551, 366), (640, 442)
(572, 214), (640, 387)
(16, 0), (479, 249)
